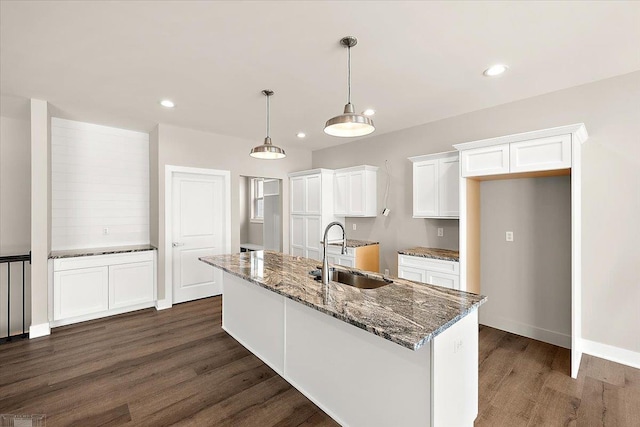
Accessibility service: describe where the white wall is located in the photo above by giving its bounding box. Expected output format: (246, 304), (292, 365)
(313, 71), (640, 356)
(479, 176), (571, 348)
(51, 118), (150, 250)
(0, 103), (32, 336)
(30, 99), (49, 332)
(152, 123), (312, 301)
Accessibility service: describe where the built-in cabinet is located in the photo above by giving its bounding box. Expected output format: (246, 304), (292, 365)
(289, 169), (344, 261)
(397, 254), (460, 290)
(409, 152), (459, 218)
(334, 165), (378, 217)
(460, 134), (572, 177)
(454, 123), (588, 379)
(52, 251), (156, 326)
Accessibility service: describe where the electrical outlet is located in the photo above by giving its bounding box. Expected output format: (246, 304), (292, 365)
(384, 268), (390, 276)
(103, 227), (109, 235)
(454, 339), (463, 353)
(352, 223), (357, 231)
(437, 227), (444, 237)
(506, 231), (514, 242)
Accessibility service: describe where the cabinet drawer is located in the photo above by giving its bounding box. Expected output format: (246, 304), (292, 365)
(398, 255), (459, 274)
(461, 145), (510, 177)
(510, 134), (571, 173)
(325, 246), (355, 257)
(53, 250), (154, 271)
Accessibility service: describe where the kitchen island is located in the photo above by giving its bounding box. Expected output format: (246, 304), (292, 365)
(200, 251), (486, 427)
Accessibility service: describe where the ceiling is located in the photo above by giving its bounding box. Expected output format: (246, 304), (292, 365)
(1, 1), (639, 151)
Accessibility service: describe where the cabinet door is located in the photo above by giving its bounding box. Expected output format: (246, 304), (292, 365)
(291, 177), (306, 214)
(461, 144), (510, 177)
(510, 135), (571, 173)
(438, 157), (459, 217)
(348, 171), (366, 216)
(334, 172), (349, 215)
(305, 216), (322, 261)
(54, 266), (109, 320)
(305, 175), (322, 214)
(397, 266), (427, 283)
(290, 215), (305, 255)
(426, 271), (460, 290)
(109, 261), (154, 309)
(413, 160), (438, 217)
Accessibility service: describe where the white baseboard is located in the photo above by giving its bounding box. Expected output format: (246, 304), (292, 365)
(155, 299), (172, 310)
(582, 338), (640, 370)
(29, 322), (51, 339)
(480, 314), (571, 349)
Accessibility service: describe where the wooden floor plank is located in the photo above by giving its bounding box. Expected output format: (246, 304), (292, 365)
(0, 297), (637, 426)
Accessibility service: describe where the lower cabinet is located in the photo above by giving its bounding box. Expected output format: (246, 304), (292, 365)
(52, 251), (156, 326)
(326, 244), (380, 272)
(397, 254), (460, 290)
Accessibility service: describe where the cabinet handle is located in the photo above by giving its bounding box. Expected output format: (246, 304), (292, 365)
(172, 242), (185, 247)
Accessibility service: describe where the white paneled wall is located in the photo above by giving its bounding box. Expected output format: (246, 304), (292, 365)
(51, 118), (150, 250)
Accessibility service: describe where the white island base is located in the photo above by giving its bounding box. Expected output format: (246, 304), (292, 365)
(221, 272), (479, 427)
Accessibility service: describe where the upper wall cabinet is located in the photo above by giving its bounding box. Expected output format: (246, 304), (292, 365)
(459, 132), (573, 177)
(409, 152), (459, 219)
(290, 169), (331, 215)
(334, 165), (378, 217)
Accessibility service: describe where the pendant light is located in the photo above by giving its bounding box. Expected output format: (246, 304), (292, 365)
(250, 89), (286, 159)
(324, 36), (375, 138)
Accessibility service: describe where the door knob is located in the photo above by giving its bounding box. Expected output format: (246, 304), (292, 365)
(172, 242), (185, 247)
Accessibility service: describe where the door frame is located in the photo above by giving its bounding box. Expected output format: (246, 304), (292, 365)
(164, 165), (231, 306)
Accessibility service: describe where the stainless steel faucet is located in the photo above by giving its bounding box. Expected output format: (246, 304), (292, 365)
(321, 221), (346, 285)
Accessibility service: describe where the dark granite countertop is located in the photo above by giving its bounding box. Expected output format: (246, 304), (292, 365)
(329, 239), (379, 248)
(49, 244), (156, 259)
(398, 247), (460, 262)
(200, 251), (485, 351)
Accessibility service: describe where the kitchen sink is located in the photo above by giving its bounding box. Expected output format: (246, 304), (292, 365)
(310, 269), (392, 289)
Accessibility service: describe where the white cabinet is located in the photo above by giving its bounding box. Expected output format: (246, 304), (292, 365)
(397, 254), (460, 290)
(409, 151), (459, 218)
(510, 134), (571, 173)
(460, 134), (572, 177)
(109, 261), (154, 309)
(334, 165), (378, 217)
(52, 250), (156, 326)
(289, 169), (344, 261)
(54, 266), (109, 320)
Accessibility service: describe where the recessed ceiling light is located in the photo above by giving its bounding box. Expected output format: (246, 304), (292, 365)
(160, 99), (175, 108)
(362, 109), (376, 116)
(483, 64), (508, 77)
(296, 132), (306, 138)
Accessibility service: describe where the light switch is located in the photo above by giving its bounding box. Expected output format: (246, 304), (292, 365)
(506, 231), (514, 242)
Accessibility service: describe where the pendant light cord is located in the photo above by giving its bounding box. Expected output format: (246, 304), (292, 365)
(266, 93), (270, 137)
(347, 45), (351, 105)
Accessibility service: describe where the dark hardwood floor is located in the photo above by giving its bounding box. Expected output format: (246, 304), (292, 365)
(1, 297), (638, 426)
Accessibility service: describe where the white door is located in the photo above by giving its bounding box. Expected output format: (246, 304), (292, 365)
(172, 172), (227, 303)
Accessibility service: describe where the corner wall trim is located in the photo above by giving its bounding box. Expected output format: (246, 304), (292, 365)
(582, 339), (640, 370)
(155, 299), (172, 311)
(29, 322), (51, 339)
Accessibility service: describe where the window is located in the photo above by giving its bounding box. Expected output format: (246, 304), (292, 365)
(250, 178), (264, 222)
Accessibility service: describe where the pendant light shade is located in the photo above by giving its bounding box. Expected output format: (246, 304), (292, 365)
(251, 90), (286, 159)
(324, 36), (375, 138)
